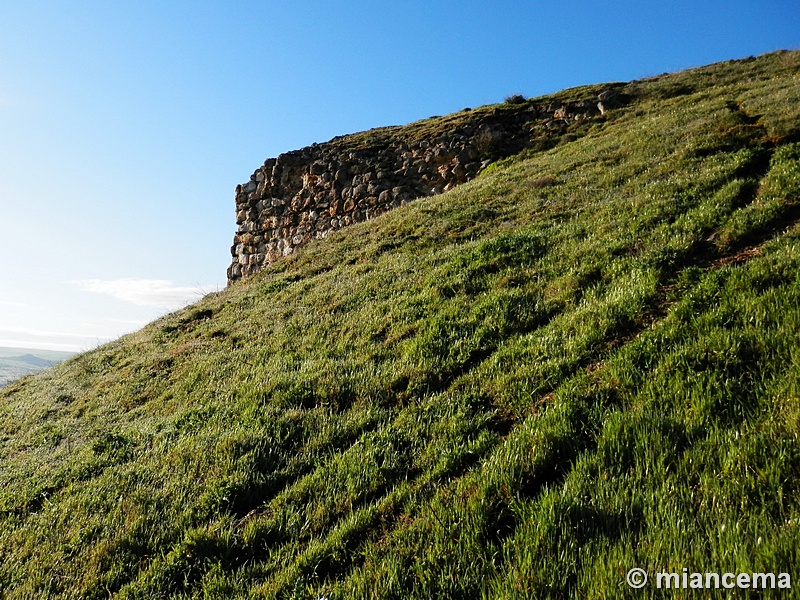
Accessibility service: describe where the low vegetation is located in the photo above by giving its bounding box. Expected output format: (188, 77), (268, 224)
(1, 51), (799, 599)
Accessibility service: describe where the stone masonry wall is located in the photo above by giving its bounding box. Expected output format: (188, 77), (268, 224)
(228, 90), (624, 283)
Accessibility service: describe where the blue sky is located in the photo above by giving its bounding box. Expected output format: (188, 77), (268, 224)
(1, 1), (798, 352)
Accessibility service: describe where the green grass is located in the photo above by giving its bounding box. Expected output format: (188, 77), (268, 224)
(1, 50), (799, 599)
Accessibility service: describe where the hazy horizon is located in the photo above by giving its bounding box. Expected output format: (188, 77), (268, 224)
(0, 344), (76, 387)
(0, 345), (77, 359)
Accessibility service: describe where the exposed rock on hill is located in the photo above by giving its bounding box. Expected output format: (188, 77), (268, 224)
(228, 89), (627, 282)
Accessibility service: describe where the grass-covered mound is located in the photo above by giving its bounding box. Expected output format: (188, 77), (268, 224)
(1, 51), (799, 599)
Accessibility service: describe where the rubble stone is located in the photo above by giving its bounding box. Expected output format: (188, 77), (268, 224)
(227, 94), (623, 283)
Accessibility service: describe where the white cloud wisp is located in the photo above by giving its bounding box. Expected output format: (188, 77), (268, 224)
(72, 278), (208, 310)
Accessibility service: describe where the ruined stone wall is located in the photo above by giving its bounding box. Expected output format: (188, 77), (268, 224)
(228, 91), (622, 283)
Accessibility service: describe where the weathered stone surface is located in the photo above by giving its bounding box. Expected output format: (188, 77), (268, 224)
(227, 94), (623, 283)
(597, 89), (618, 103)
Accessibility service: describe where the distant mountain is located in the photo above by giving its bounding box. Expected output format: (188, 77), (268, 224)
(0, 347), (75, 387)
(7, 353), (55, 368)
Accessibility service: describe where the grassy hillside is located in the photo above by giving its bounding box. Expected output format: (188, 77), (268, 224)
(1, 51), (799, 599)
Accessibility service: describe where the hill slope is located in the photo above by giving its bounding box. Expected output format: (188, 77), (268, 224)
(1, 51), (799, 599)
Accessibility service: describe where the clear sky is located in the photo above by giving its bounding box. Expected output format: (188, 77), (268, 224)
(1, 1), (798, 352)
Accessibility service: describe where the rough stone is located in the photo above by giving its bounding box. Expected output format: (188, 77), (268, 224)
(227, 95), (620, 283)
